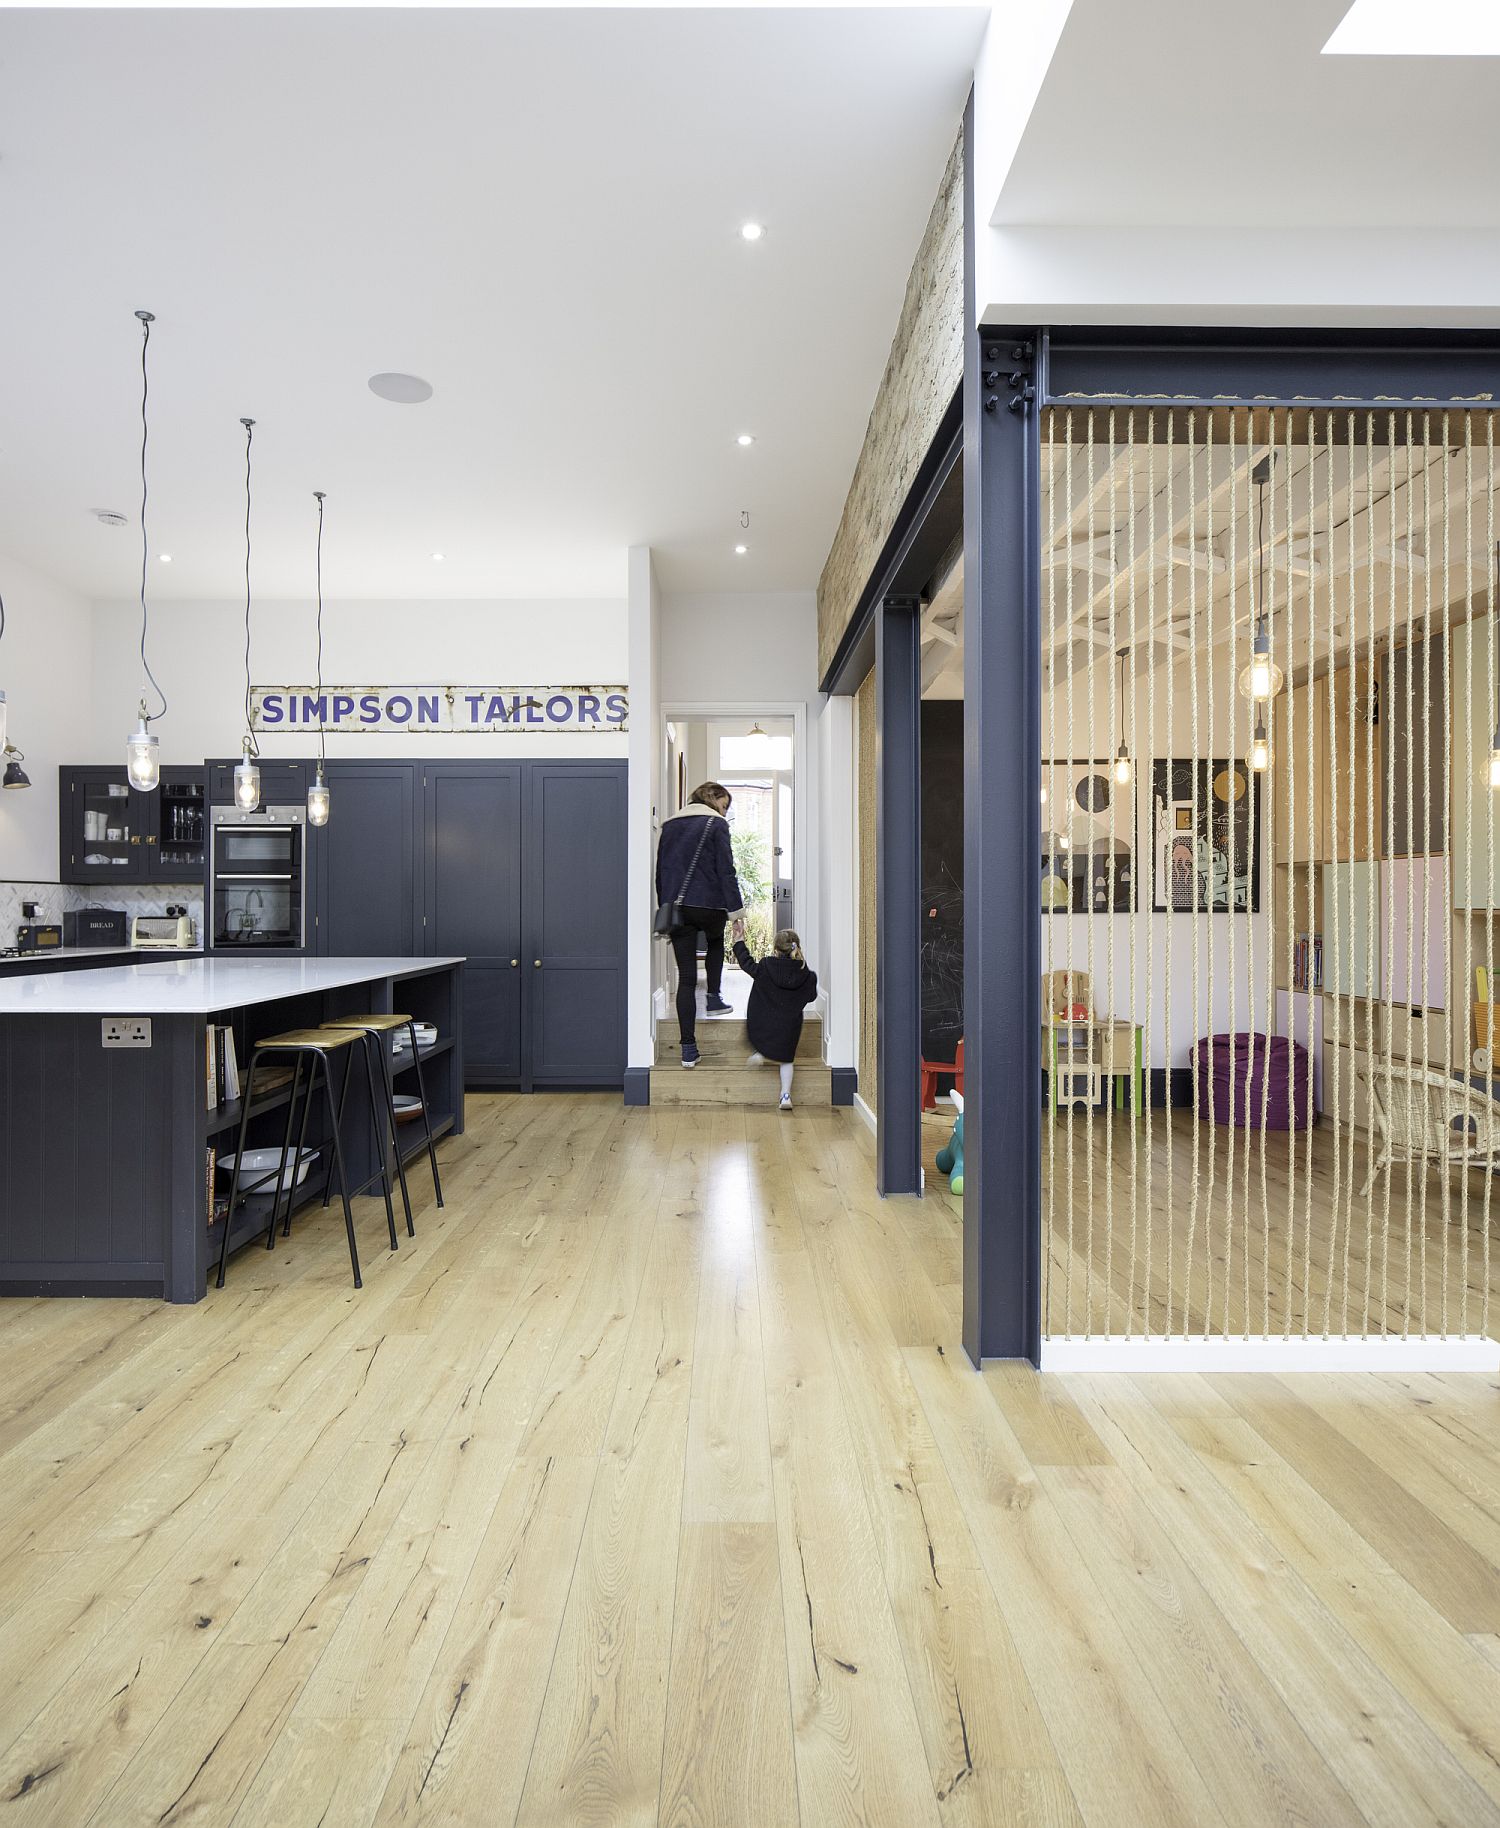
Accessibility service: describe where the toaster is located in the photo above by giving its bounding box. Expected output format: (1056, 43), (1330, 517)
(132, 914), (195, 950)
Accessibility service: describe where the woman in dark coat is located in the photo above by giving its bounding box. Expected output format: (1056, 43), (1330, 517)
(731, 923), (817, 1110)
(655, 781), (745, 1068)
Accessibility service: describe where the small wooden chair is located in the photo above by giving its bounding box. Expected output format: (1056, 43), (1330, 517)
(920, 1038), (964, 1111)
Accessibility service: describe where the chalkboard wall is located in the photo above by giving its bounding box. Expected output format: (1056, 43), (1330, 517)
(920, 701), (964, 1064)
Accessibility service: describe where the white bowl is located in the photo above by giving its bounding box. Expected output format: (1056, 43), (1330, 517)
(217, 1146), (318, 1194)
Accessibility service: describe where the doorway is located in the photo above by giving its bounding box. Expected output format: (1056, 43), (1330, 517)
(659, 706), (802, 1022)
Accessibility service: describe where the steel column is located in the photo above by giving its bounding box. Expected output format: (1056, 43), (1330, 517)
(876, 594), (923, 1197)
(961, 104), (1043, 1363)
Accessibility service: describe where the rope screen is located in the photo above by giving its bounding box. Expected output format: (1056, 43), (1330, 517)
(1040, 405), (1498, 1341)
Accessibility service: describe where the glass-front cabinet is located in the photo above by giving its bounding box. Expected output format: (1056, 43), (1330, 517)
(58, 765), (207, 885)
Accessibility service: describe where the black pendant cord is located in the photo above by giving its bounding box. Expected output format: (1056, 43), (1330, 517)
(136, 311), (167, 727)
(1255, 476), (1268, 645)
(314, 491), (326, 771)
(241, 417), (259, 758)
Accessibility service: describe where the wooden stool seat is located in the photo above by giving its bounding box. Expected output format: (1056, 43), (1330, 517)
(257, 1027), (361, 1052)
(321, 1014), (410, 1034)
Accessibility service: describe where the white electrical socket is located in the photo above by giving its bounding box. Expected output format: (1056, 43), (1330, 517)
(102, 1017), (152, 1048)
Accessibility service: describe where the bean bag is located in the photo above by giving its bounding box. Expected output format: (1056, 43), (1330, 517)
(1194, 1032), (1311, 1131)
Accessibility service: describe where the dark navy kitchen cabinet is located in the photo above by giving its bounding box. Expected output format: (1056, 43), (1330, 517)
(313, 762), (420, 957)
(525, 762), (627, 1087)
(424, 763), (524, 1085)
(59, 764), (204, 885)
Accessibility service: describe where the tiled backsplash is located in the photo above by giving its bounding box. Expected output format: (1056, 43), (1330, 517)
(0, 882), (205, 947)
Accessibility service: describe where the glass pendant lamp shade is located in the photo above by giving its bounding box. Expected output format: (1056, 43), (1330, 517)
(1248, 718), (1272, 773)
(0, 688), (7, 753)
(1113, 745), (1132, 786)
(307, 765), (330, 826)
(1237, 628), (1285, 702)
(126, 710), (159, 791)
(233, 738), (261, 811)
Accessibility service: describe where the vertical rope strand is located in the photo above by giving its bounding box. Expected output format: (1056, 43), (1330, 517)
(1061, 411), (1075, 1336)
(1482, 411), (1494, 1343)
(1438, 415), (1453, 1336)
(1416, 417), (1434, 1336)
(1459, 414), (1474, 1340)
(1201, 409), (1219, 1336)
(1153, 409), (1166, 1335)
(1361, 410), (1379, 1333)
(1183, 408), (1201, 1337)
(1044, 411), (1057, 1335)
(1325, 409), (1345, 1338)
(1083, 410), (1099, 1335)
(1104, 419), (1122, 1332)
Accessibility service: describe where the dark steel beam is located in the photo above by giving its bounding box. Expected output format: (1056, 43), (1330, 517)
(875, 594), (922, 1198)
(962, 88), (1042, 1365)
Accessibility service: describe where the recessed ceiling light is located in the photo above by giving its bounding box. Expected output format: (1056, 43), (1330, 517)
(736, 433), (755, 447)
(94, 509), (127, 527)
(368, 372), (434, 404)
(158, 553), (172, 564)
(739, 222), (764, 242)
(431, 552), (445, 563)
(734, 544), (748, 556)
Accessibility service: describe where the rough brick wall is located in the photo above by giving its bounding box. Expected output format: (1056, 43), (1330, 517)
(816, 132), (964, 682)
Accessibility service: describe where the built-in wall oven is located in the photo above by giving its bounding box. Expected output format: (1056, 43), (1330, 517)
(210, 805), (306, 950)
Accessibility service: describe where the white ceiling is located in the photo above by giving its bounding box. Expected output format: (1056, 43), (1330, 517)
(0, 6), (984, 603)
(990, 0), (1500, 229)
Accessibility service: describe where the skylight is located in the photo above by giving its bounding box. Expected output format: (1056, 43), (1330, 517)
(1324, 0), (1500, 54)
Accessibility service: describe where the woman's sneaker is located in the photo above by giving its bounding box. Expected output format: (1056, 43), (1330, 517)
(682, 1043), (700, 1069)
(706, 994), (733, 1015)
(779, 1092), (793, 1111)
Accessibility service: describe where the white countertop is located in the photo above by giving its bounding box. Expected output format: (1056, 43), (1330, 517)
(0, 956), (464, 1015)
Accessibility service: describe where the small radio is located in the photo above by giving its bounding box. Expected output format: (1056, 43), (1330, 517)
(15, 924), (63, 954)
(132, 914), (195, 950)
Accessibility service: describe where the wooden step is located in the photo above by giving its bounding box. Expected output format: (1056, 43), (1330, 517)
(662, 1014), (823, 1064)
(651, 1062), (832, 1107)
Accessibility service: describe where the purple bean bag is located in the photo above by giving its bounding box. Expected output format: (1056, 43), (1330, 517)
(1194, 1032), (1311, 1131)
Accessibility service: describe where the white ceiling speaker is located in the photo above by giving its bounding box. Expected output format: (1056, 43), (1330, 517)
(368, 372), (433, 404)
(94, 509), (128, 527)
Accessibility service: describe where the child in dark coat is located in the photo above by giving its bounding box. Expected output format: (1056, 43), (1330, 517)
(731, 924), (817, 1110)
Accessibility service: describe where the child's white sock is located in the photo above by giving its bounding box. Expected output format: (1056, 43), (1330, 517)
(747, 1051), (765, 1067)
(778, 1063), (794, 1099)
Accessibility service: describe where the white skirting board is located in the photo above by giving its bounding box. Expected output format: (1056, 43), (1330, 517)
(852, 1093), (878, 1135)
(1040, 1334), (1500, 1373)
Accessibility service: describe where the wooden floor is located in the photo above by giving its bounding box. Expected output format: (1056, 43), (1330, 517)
(1, 1094), (1499, 1825)
(1036, 1109), (1500, 1339)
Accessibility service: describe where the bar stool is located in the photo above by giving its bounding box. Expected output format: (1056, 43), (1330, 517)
(318, 1016), (415, 1240)
(320, 1013), (445, 1214)
(215, 1027), (399, 1291)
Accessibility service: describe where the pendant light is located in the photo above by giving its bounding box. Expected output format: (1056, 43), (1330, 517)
(1112, 647), (1132, 786)
(126, 310), (166, 791)
(306, 491), (330, 826)
(232, 417), (261, 812)
(1238, 457), (1286, 703)
(1249, 715), (1271, 774)
(0, 589), (28, 788)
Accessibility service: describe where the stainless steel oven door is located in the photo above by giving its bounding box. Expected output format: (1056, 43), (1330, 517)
(211, 807), (306, 950)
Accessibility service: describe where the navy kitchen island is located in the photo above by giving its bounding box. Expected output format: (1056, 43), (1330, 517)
(0, 955), (464, 1301)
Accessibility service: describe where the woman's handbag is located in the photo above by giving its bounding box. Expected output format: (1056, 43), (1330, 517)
(654, 818), (714, 935)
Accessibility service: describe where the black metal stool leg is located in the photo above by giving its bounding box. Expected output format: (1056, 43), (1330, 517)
(216, 1043), (263, 1289)
(280, 1055), (318, 1238)
(325, 1046), (357, 1209)
(406, 1019), (444, 1209)
(376, 1031), (415, 1237)
(359, 1034), (400, 1252)
(265, 1053), (305, 1250)
(319, 1054), (362, 1289)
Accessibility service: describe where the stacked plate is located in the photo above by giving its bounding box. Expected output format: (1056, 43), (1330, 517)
(391, 1022), (438, 1056)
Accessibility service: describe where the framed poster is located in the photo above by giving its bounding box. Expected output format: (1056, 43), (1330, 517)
(1040, 759), (1137, 914)
(1151, 758), (1261, 912)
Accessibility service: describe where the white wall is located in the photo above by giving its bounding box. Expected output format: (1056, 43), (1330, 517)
(86, 596), (628, 765)
(0, 550), (93, 882)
